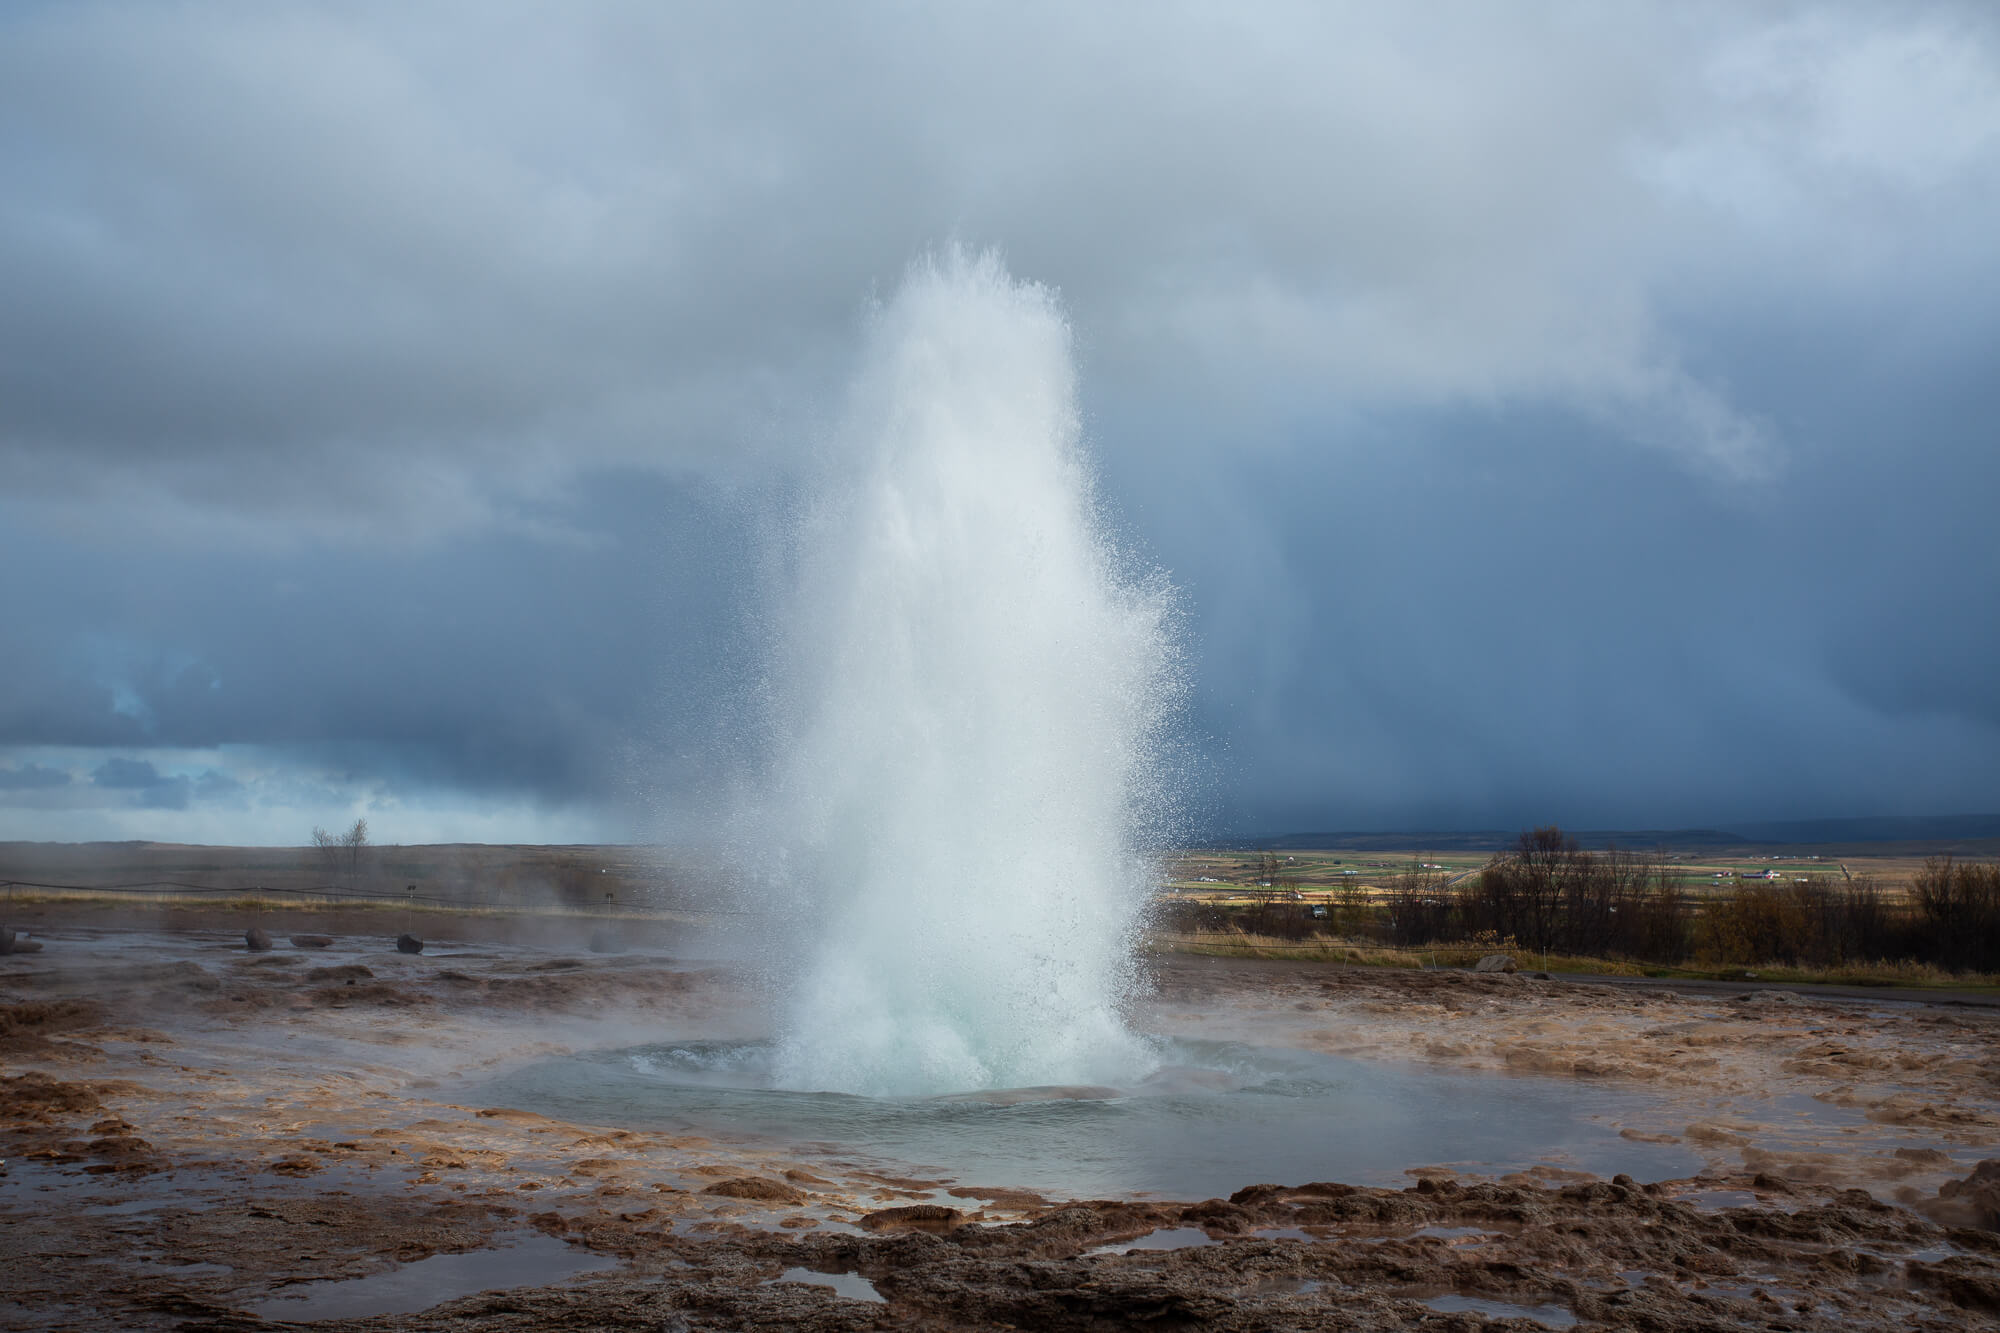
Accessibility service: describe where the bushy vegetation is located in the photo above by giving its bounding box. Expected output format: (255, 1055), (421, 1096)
(1693, 876), (1892, 968)
(1157, 828), (2000, 980)
(1907, 856), (2000, 973)
(1459, 828), (1690, 962)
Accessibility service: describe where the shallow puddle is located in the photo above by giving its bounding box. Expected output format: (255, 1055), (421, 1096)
(1682, 1188), (1760, 1209)
(1422, 1293), (1577, 1327)
(86, 1198), (173, 1216)
(139, 1259), (231, 1276)
(764, 1268), (885, 1303)
(1904, 1244), (1963, 1263)
(1695, 1275), (1807, 1306)
(1089, 1226), (1218, 1255)
(245, 1231), (616, 1321)
(1412, 1225), (1496, 1241)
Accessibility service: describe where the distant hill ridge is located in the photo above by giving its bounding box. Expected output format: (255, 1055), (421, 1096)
(1239, 813), (2000, 852)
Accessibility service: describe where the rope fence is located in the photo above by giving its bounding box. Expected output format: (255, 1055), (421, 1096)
(1, 878), (461, 904)
(0, 876), (753, 918)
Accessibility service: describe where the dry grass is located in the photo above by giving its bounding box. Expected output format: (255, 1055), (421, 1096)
(1145, 930), (1650, 976)
(1145, 928), (2000, 990)
(1705, 958), (2000, 990)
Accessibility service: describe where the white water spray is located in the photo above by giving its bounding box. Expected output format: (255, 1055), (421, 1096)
(763, 251), (1181, 1096)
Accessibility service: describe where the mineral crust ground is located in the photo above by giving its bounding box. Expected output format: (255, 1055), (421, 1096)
(3, 906), (1998, 1331)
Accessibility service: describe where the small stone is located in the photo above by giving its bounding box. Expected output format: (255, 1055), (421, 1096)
(244, 928), (273, 952)
(1474, 953), (1517, 973)
(290, 934), (333, 948)
(395, 934), (424, 955)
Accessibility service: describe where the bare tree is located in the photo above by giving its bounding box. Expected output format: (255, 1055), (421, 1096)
(1254, 850), (1282, 893)
(1464, 826), (1593, 956)
(1385, 856), (1454, 948)
(310, 826), (342, 880)
(342, 818), (369, 879)
(309, 818), (369, 883)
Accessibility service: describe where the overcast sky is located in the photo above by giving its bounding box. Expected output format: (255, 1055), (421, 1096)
(3, 1), (1997, 844)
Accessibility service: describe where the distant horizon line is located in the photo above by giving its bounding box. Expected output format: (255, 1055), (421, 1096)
(1222, 812), (2000, 850)
(6, 810), (2000, 853)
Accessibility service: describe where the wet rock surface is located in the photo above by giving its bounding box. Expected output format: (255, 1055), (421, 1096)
(0, 927), (42, 955)
(1, 917), (1996, 1330)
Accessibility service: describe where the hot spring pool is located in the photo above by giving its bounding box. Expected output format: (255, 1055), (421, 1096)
(470, 1035), (1701, 1199)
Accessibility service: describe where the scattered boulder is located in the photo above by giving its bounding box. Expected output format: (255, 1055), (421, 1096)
(1474, 953), (1517, 974)
(244, 928), (273, 952)
(1922, 1158), (2000, 1231)
(0, 1070), (103, 1120)
(0, 999), (103, 1049)
(859, 1203), (962, 1232)
(290, 934), (333, 949)
(1911, 1255), (2000, 1314)
(395, 934), (423, 955)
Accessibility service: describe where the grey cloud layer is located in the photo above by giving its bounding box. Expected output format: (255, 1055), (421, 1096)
(12, 3), (1980, 516)
(2, 2), (1996, 838)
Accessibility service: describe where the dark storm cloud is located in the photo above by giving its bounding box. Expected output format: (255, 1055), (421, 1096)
(1110, 387), (2000, 835)
(0, 763), (69, 791)
(0, 470), (756, 814)
(91, 757), (169, 789)
(1, 2), (1997, 839)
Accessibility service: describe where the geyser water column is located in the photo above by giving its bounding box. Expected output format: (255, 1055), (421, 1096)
(765, 251), (1181, 1097)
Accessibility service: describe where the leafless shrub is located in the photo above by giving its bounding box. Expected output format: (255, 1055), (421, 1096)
(1909, 857), (2000, 972)
(1696, 874), (1911, 969)
(1384, 858), (1456, 948)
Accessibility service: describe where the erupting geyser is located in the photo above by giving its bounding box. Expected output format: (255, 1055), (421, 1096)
(763, 251), (1182, 1097)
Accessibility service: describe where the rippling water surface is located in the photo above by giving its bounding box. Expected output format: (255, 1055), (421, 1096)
(474, 1035), (1700, 1199)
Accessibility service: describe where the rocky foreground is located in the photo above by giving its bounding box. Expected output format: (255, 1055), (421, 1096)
(2, 910), (1998, 1331)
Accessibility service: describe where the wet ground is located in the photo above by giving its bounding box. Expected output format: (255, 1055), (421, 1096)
(3, 909), (1998, 1330)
